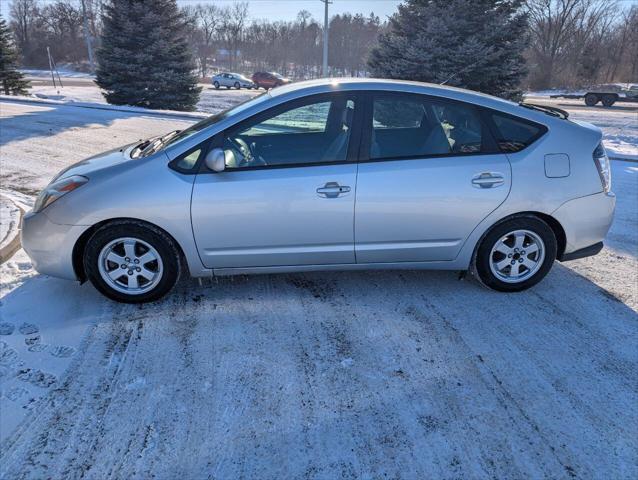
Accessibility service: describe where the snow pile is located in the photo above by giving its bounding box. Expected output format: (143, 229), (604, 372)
(20, 68), (95, 79)
(0, 197), (20, 251)
(19, 83), (260, 116)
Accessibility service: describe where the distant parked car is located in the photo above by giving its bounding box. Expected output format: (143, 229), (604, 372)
(21, 79), (615, 303)
(212, 73), (255, 90)
(252, 72), (292, 90)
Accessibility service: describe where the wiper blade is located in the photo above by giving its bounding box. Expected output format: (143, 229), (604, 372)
(130, 138), (154, 158)
(140, 130), (181, 157)
(519, 102), (569, 119)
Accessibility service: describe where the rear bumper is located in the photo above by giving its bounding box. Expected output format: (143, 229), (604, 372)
(552, 191), (615, 255)
(21, 210), (89, 281)
(558, 241), (604, 262)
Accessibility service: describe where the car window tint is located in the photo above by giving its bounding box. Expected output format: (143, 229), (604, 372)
(373, 99), (424, 129)
(370, 95), (484, 159)
(246, 101), (331, 135)
(225, 96), (356, 169)
(491, 113), (544, 153)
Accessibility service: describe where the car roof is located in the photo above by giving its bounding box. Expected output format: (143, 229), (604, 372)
(270, 78), (517, 110)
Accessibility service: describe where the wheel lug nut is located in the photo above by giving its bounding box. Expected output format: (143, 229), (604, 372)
(521, 251), (526, 255)
(134, 259), (139, 264)
(128, 270), (133, 275)
(510, 260), (515, 265)
(507, 253), (512, 258)
(125, 257), (130, 262)
(136, 267), (141, 272)
(519, 258), (524, 263)
(121, 264), (127, 269)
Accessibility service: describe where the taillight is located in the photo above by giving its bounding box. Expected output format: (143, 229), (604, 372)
(593, 143), (611, 192)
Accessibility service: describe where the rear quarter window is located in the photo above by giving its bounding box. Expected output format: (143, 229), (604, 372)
(490, 113), (547, 153)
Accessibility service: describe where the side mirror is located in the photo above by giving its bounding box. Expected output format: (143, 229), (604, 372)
(204, 148), (226, 172)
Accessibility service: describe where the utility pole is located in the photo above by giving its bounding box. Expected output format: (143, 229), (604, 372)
(80, 0), (95, 71)
(320, 0), (332, 77)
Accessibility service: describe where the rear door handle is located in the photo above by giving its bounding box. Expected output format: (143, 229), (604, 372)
(317, 182), (351, 198)
(472, 172), (505, 188)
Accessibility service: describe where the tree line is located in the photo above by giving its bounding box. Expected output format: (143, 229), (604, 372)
(3, 0), (637, 110)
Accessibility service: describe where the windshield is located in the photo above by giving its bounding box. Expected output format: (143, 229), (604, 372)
(271, 72), (283, 79)
(140, 92), (270, 156)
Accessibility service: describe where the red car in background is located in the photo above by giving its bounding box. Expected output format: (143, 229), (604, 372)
(251, 72), (292, 90)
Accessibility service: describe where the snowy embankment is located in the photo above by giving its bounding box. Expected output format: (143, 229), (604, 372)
(0, 93), (637, 478)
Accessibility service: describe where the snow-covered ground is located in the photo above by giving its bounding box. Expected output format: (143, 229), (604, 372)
(1, 96), (637, 478)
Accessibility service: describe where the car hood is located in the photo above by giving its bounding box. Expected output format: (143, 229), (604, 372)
(52, 144), (136, 182)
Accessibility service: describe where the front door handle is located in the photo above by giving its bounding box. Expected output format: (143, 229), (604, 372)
(317, 182), (351, 198)
(472, 172), (505, 189)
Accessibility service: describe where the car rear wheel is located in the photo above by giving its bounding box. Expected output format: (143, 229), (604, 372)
(213, 81), (220, 89)
(473, 216), (557, 292)
(84, 221), (181, 303)
(585, 93), (599, 106)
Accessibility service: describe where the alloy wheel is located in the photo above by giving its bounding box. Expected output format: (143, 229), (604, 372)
(97, 237), (163, 295)
(488, 229), (545, 284)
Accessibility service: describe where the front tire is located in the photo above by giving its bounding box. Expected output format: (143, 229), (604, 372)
(234, 82), (241, 89)
(473, 216), (557, 292)
(213, 81), (220, 89)
(84, 221), (181, 303)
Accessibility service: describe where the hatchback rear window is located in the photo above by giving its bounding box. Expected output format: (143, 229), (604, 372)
(490, 113), (546, 153)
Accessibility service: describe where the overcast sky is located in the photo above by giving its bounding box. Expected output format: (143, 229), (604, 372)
(176, 0), (402, 21)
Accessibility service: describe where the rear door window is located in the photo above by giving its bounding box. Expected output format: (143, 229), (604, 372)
(369, 94), (486, 160)
(490, 113), (546, 153)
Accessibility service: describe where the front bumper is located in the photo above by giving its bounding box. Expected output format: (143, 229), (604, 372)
(552, 191), (616, 255)
(21, 211), (89, 281)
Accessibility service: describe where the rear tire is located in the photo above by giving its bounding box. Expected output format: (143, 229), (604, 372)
(585, 93), (599, 106)
(473, 216), (557, 292)
(601, 94), (616, 107)
(84, 221), (181, 303)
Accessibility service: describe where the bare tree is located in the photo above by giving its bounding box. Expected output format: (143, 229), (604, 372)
(218, 2), (248, 71)
(9, 0), (39, 52)
(527, 0), (619, 88)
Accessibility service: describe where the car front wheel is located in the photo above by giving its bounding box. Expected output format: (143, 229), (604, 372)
(473, 216), (557, 292)
(213, 81), (220, 89)
(84, 221), (181, 303)
(234, 82), (241, 89)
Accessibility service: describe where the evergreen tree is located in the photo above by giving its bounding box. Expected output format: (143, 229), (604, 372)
(96, 0), (201, 111)
(368, 0), (528, 100)
(0, 16), (30, 96)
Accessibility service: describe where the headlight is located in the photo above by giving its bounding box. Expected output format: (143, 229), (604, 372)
(33, 175), (88, 213)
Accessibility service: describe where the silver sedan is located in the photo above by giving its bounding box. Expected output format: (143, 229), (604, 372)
(211, 72), (255, 90)
(21, 79), (615, 302)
